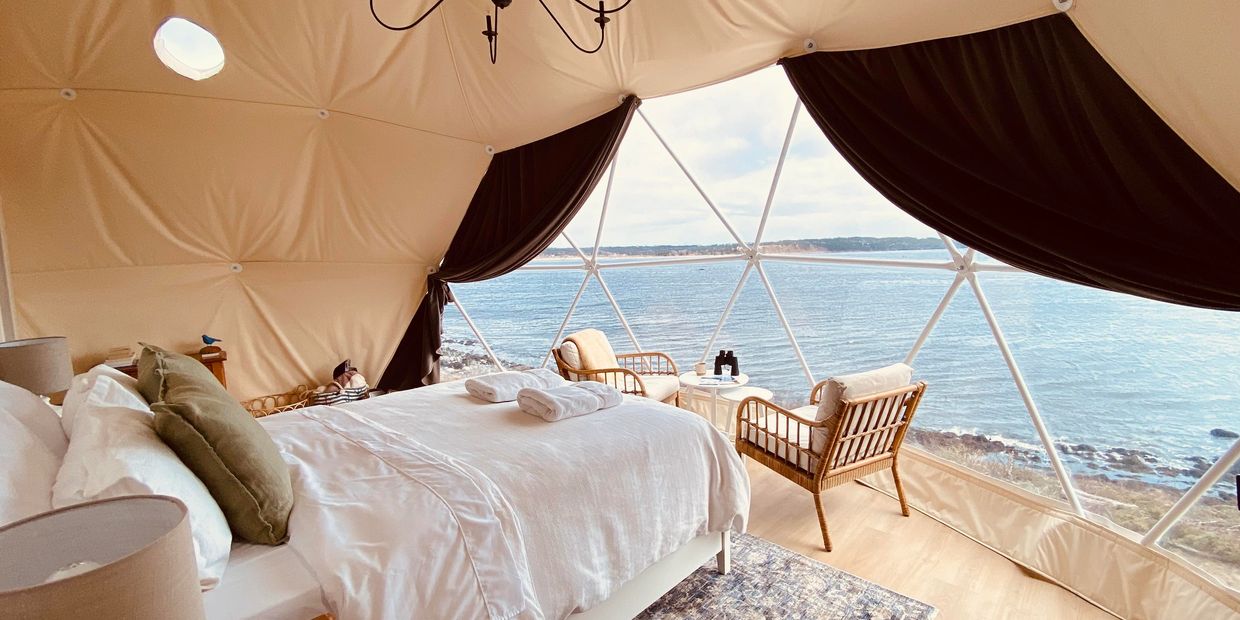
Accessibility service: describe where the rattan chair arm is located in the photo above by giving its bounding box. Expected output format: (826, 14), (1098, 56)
(734, 397), (825, 441)
(550, 348), (574, 380)
(553, 348), (649, 394)
(616, 351), (679, 375)
(735, 396), (826, 475)
(570, 367), (648, 396)
(742, 397), (824, 427)
(809, 378), (831, 406)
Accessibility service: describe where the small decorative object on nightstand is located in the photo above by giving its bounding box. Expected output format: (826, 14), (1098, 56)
(103, 346), (136, 369)
(0, 495), (206, 620)
(200, 334), (225, 358)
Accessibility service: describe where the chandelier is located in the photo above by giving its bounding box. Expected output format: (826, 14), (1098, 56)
(370, 0), (632, 64)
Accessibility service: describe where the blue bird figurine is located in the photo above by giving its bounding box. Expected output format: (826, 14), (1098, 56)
(199, 334), (225, 358)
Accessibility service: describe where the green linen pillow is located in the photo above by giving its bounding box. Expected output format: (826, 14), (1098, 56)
(138, 344), (293, 545)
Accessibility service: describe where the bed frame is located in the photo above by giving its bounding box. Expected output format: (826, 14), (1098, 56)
(570, 531), (731, 619)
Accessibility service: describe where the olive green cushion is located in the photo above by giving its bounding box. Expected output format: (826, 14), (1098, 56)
(138, 344), (293, 544)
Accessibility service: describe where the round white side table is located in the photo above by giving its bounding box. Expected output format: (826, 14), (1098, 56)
(718, 386), (774, 435)
(679, 371), (748, 433)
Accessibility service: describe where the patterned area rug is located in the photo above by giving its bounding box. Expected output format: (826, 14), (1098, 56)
(637, 533), (937, 619)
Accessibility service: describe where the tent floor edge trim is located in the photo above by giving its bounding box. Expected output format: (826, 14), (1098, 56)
(859, 447), (1240, 619)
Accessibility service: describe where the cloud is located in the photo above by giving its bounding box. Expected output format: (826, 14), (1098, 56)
(558, 65), (936, 249)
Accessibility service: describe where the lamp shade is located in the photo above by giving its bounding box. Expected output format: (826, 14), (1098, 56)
(0, 495), (206, 620)
(0, 336), (72, 395)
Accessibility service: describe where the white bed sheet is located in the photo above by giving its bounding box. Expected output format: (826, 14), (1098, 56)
(202, 542), (327, 620)
(258, 380), (750, 619)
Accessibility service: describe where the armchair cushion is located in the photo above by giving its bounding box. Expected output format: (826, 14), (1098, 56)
(638, 375), (679, 403)
(559, 341), (582, 369)
(563, 329), (618, 370)
(813, 363), (913, 453)
(745, 406), (820, 473)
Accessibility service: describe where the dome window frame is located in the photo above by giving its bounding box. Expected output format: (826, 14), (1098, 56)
(153, 17), (226, 81)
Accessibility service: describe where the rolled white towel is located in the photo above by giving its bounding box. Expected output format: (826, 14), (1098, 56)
(571, 381), (623, 409)
(465, 368), (566, 403)
(517, 382), (624, 422)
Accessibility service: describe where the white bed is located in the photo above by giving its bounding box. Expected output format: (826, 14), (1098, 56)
(205, 379), (751, 619)
(203, 543), (327, 619)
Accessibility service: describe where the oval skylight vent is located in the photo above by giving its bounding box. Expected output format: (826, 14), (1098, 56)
(153, 17), (225, 81)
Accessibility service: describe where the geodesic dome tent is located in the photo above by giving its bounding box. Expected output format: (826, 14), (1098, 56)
(2, 0), (1239, 617)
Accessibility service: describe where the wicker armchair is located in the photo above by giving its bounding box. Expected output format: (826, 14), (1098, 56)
(551, 329), (680, 406)
(735, 377), (927, 551)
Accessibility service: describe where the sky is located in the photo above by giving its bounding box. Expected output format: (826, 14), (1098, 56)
(555, 66), (936, 249)
(158, 19), (225, 65)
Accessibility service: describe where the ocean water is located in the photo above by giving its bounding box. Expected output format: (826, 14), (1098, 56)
(445, 250), (1240, 489)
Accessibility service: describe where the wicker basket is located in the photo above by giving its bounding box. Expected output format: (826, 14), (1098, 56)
(242, 385), (311, 418)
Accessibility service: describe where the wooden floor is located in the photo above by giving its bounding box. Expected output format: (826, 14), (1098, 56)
(744, 460), (1114, 620)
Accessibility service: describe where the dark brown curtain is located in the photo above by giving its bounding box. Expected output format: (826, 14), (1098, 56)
(379, 96), (640, 390)
(782, 13), (1240, 309)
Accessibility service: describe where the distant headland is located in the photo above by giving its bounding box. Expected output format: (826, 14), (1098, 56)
(539, 236), (943, 259)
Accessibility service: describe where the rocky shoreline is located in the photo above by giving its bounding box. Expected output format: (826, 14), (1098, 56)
(438, 337), (530, 381)
(908, 427), (1238, 501)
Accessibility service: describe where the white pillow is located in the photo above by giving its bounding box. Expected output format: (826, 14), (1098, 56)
(0, 421), (61, 526)
(53, 373), (232, 589)
(0, 381), (65, 525)
(0, 379), (67, 457)
(60, 364), (147, 438)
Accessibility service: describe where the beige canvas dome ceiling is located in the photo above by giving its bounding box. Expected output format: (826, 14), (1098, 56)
(1, 0), (1237, 397)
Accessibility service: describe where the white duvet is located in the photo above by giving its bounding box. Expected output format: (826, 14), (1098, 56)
(258, 380), (750, 619)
